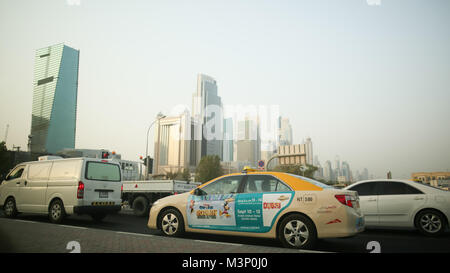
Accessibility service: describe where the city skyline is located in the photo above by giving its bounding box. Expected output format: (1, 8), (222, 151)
(1, 1), (450, 179)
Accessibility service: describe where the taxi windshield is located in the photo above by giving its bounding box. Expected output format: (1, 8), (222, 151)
(286, 174), (334, 189)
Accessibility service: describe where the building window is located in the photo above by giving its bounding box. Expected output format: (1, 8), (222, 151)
(37, 76), (54, 85)
(40, 53), (50, 58)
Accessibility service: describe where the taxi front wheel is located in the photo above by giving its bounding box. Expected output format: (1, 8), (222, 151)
(159, 208), (185, 237)
(278, 214), (317, 250)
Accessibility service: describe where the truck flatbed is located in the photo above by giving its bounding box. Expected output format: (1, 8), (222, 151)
(121, 180), (201, 216)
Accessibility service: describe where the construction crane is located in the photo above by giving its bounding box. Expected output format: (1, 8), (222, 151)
(3, 124), (9, 143)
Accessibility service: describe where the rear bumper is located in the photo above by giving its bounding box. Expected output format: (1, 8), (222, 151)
(317, 208), (365, 239)
(73, 205), (121, 215)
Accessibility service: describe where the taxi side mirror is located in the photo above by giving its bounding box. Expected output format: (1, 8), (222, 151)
(193, 188), (206, 196)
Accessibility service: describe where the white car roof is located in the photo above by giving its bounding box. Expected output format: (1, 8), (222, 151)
(345, 179), (448, 194)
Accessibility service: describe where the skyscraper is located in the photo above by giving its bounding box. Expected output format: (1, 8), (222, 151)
(234, 117), (260, 166)
(29, 44), (79, 154)
(191, 74), (223, 164)
(153, 111), (196, 175)
(362, 168), (369, 180)
(342, 161), (351, 182)
(222, 118), (233, 162)
(305, 137), (313, 165)
(324, 160), (333, 182)
(278, 117), (293, 146)
(334, 155), (341, 177)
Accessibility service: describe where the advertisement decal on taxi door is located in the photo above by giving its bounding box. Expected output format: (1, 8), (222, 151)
(187, 193), (237, 228)
(187, 192), (293, 233)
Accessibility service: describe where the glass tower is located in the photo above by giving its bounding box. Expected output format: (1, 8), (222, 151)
(29, 44), (79, 154)
(191, 74), (223, 164)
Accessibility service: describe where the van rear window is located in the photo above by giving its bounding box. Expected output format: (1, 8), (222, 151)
(85, 162), (121, 182)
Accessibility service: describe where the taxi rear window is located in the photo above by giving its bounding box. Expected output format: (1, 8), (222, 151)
(286, 174), (334, 189)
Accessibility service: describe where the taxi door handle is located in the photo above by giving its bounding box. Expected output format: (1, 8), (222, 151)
(278, 196), (290, 201)
(16, 182), (20, 185)
(367, 198), (377, 202)
(414, 197), (424, 200)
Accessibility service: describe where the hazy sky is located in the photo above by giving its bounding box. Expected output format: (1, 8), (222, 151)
(1, 0), (449, 178)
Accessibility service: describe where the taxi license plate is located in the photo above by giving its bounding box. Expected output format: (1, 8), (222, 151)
(99, 191), (109, 198)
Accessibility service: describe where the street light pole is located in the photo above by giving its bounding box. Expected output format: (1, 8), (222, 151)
(266, 154), (279, 171)
(145, 112), (166, 180)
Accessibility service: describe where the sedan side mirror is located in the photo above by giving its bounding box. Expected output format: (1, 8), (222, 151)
(193, 188), (206, 196)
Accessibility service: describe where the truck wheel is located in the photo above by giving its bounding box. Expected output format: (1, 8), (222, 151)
(159, 208), (184, 237)
(49, 199), (66, 224)
(132, 196), (149, 217)
(4, 197), (18, 218)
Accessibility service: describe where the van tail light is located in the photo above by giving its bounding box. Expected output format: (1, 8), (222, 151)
(335, 194), (355, 208)
(77, 181), (85, 199)
(121, 184), (123, 195)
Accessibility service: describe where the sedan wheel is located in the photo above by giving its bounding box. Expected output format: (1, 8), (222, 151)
(278, 214), (317, 249)
(284, 220), (309, 247)
(416, 210), (445, 236)
(160, 209), (184, 237)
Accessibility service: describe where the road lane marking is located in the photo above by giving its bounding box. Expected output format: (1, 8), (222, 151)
(297, 249), (331, 253)
(59, 225), (88, 230)
(11, 219), (39, 224)
(194, 239), (243, 247)
(116, 231), (154, 237)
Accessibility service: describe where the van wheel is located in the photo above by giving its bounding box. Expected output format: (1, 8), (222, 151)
(4, 197), (18, 218)
(278, 214), (317, 249)
(49, 199), (66, 224)
(91, 213), (107, 222)
(132, 196), (150, 217)
(159, 208), (184, 237)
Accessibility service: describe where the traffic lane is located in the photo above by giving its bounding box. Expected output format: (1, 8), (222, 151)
(0, 210), (287, 249)
(0, 209), (150, 233)
(177, 227), (449, 253)
(1, 210), (449, 253)
(0, 217), (312, 253)
(340, 228), (450, 253)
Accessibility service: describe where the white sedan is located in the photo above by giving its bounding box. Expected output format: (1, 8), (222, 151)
(344, 179), (450, 236)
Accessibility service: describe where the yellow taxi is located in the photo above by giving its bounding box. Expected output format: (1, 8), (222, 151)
(148, 168), (365, 249)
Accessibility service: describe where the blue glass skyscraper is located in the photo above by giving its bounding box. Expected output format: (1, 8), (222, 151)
(29, 43), (79, 154)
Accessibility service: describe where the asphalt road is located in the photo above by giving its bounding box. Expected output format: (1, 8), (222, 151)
(1, 209), (449, 253)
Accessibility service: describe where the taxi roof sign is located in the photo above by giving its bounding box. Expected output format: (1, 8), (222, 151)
(242, 166), (258, 173)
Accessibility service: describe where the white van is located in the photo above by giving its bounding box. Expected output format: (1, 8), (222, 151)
(0, 157), (122, 223)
